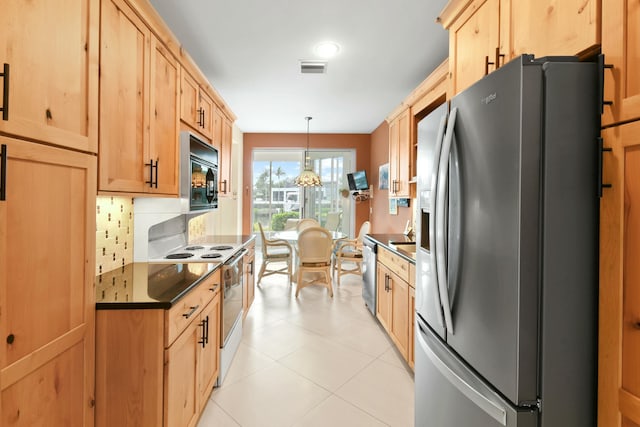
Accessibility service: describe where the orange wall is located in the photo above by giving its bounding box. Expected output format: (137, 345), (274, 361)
(242, 133), (372, 235)
(369, 122), (413, 233)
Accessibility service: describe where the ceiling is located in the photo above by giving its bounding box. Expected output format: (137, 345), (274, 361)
(148, 0), (450, 134)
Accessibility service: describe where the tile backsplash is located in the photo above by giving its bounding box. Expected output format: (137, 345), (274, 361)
(96, 196), (134, 275)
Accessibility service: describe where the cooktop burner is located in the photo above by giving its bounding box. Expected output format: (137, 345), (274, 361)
(210, 245), (233, 251)
(165, 253), (194, 259)
(184, 245), (205, 250)
(200, 253), (222, 259)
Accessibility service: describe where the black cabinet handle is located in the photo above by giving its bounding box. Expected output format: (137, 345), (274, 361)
(494, 48), (505, 70)
(598, 54), (614, 114)
(484, 56), (494, 76)
(197, 107), (205, 128)
(144, 159), (158, 188)
(182, 305), (199, 319)
(6, 333), (14, 344)
(1, 64), (9, 121)
(198, 320), (206, 347)
(154, 159), (158, 188)
(0, 144), (6, 201)
(598, 137), (612, 197)
(249, 260), (254, 276)
(221, 179), (227, 194)
(204, 315), (209, 345)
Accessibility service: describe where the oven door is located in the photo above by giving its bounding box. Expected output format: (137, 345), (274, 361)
(221, 250), (245, 346)
(190, 156), (218, 211)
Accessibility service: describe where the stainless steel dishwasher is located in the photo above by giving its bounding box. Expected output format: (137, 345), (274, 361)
(362, 237), (377, 315)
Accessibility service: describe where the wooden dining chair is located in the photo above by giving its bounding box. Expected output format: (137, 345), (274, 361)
(332, 221), (370, 285)
(257, 223), (293, 285)
(295, 226), (334, 297)
(296, 218), (320, 233)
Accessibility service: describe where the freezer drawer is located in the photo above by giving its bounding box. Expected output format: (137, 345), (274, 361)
(415, 321), (537, 427)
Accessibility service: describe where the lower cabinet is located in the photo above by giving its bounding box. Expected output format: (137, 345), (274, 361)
(376, 248), (413, 364)
(96, 270), (221, 427)
(243, 241), (255, 318)
(0, 136), (96, 427)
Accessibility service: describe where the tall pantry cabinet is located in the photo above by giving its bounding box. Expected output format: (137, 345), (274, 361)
(0, 0), (98, 426)
(600, 1), (640, 426)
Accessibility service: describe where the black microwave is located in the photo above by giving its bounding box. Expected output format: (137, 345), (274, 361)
(180, 132), (218, 212)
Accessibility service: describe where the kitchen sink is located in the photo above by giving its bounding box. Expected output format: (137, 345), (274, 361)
(389, 242), (416, 259)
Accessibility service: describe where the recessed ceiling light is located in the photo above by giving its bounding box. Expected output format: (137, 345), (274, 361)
(314, 41), (340, 58)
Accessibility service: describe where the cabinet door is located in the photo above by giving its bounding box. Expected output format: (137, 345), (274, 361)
(396, 109), (411, 197)
(180, 70), (200, 130)
(243, 247), (255, 317)
(388, 117), (400, 196)
(511, 0), (599, 59)
(199, 91), (215, 141)
(219, 117), (233, 197)
(165, 318), (199, 427)
(0, 0), (98, 153)
(390, 271), (409, 360)
(0, 136), (96, 426)
(197, 294), (220, 408)
(376, 264), (392, 332)
(448, 0), (501, 95)
(212, 106), (224, 153)
(99, 0), (150, 193)
(149, 37), (179, 196)
(602, 0), (640, 126)
(599, 121), (640, 427)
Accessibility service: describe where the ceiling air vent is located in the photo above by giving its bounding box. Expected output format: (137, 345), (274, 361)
(300, 61), (327, 74)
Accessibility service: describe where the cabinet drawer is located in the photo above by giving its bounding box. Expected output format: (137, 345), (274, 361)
(165, 271), (219, 347)
(378, 246), (410, 283)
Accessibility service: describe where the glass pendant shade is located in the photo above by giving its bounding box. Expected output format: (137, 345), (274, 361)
(295, 117), (322, 187)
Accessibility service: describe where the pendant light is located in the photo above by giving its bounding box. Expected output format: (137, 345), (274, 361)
(295, 116), (322, 187)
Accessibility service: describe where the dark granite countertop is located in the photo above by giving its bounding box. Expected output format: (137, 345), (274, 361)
(365, 233), (416, 263)
(96, 262), (221, 310)
(96, 235), (255, 310)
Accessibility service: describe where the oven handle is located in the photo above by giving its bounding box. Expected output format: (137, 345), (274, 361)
(224, 248), (247, 267)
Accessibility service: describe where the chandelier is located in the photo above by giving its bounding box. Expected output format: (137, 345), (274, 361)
(294, 116), (322, 187)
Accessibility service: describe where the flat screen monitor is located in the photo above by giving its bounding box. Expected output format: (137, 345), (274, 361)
(347, 170), (368, 191)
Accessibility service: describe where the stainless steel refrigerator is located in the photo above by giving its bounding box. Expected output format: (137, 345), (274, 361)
(414, 55), (600, 427)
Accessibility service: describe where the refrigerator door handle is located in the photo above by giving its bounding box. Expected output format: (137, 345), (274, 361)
(435, 107), (457, 333)
(417, 329), (507, 426)
(428, 113), (448, 328)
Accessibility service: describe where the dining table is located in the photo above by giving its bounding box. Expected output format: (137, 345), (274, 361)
(272, 229), (346, 242)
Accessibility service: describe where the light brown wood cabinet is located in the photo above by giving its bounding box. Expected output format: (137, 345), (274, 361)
(165, 293), (220, 427)
(181, 69), (214, 141)
(601, 0), (640, 127)
(243, 241), (256, 318)
(219, 117), (233, 197)
(0, 136), (96, 427)
(599, 120), (640, 427)
(0, 0), (99, 153)
(439, 0), (600, 96)
(99, 0), (179, 195)
(96, 270), (221, 427)
(388, 108), (412, 198)
(376, 246), (412, 362)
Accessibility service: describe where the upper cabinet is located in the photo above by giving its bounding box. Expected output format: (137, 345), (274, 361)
(439, 0), (505, 96)
(99, 0), (179, 195)
(180, 70), (214, 141)
(510, 0), (600, 59)
(0, 0), (99, 152)
(388, 108), (412, 198)
(385, 60), (449, 201)
(439, 0), (600, 96)
(219, 117), (233, 197)
(601, 0), (640, 127)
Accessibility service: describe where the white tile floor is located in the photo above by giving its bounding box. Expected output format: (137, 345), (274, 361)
(197, 263), (415, 427)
